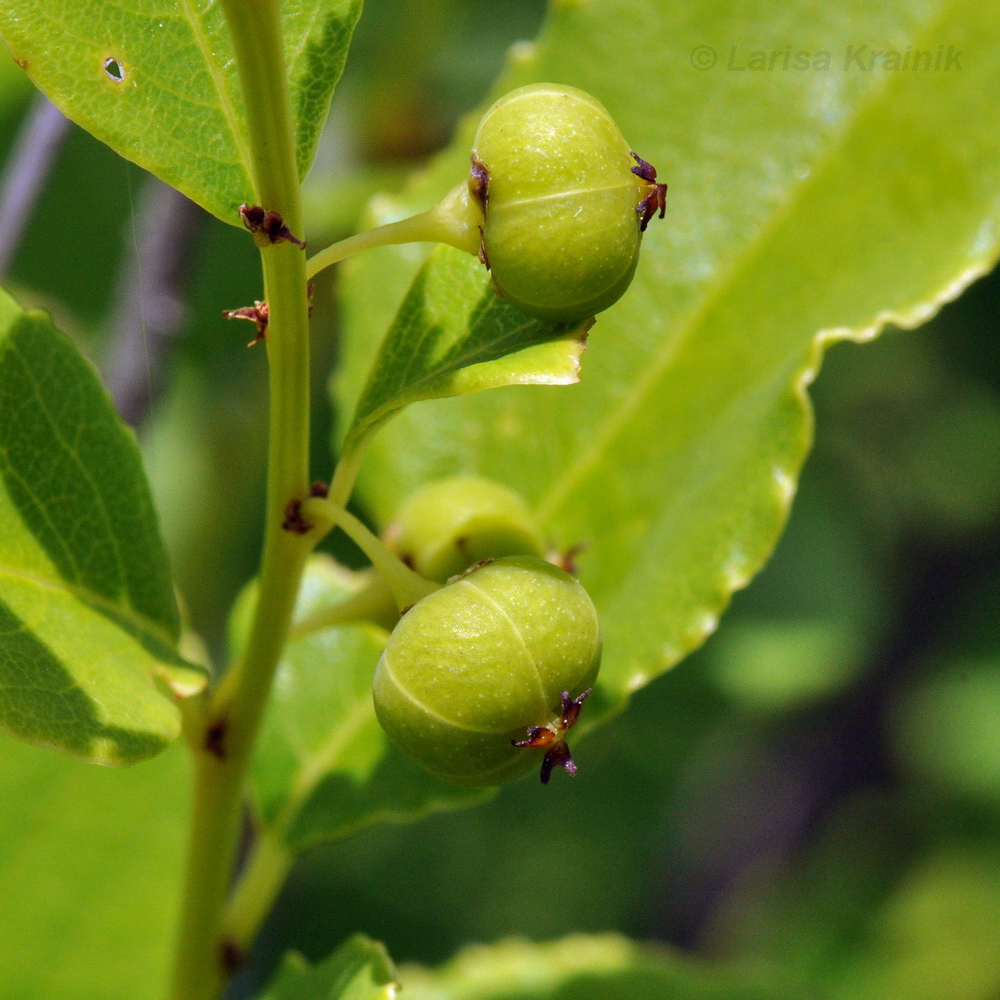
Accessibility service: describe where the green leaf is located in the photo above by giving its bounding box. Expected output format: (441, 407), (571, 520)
(837, 849), (1000, 1000)
(0, 42), (31, 115)
(894, 659), (1000, 802)
(246, 557), (488, 852)
(397, 934), (805, 1000)
(0, 0), (363, 224)
(336, 1), (1000, 728)
(263, 935), (397, 1000)
(0, 288), (204, 764)
(0, 733), (190, 999)
(342, 246), (588, 456)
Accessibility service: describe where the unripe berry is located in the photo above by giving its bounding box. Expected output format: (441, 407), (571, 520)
(386, 476), (545, 583)
(469, 83), (665, 323)
(304, 85), (664, 322)
(372, 556), (602, 787)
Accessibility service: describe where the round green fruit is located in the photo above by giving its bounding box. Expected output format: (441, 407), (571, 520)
(470, 82), (661, 323)
(372, 555), (602, 787)
(386, 476), (545, 583)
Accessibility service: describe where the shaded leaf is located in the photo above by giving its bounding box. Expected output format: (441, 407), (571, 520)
(263, 935), (397, 1000)
(398, 934), (808, 1000)
(0, 43), (31, 115)
(335, 0), (1000, 731)
(245, 557), (489, 852)
(0, 288), (203, 764)
(342, 245), (588, 458)
(0, 0), (363, 223)
(0, 733), (190, 998)
(835, 849), (1000, 1000)
(894, 659), (1000, 802)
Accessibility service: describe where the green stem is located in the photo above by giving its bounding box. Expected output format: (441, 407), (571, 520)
(167, 0), (313, 997)
(303, 496), (439, 611)
(289, 572), (398, 639)
(220, 830), (294, 955)
(305, 180), (482, 280)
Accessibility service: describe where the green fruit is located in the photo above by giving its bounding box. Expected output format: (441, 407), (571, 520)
(386, 476), (545, 583)
(372, 556), (602, 787)
(470, 82), (660, 323)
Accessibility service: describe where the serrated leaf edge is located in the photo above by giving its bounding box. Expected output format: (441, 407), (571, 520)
(608, 251), (1000, 707)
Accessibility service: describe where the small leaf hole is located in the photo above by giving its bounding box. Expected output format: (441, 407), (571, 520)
(103, 57), (125, 82)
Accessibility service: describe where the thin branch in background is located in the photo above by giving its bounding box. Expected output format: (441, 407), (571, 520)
(650, 528), (998, 950)
(102, 177), (205, 426)
(0, 92), (71, 279)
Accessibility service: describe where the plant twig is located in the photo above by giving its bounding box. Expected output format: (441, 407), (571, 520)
(0, 93), (70, 278)
(103, 178), (204, 426)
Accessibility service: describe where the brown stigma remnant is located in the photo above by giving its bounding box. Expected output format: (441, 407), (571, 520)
(630, 152), (667, 231)
(512, 688), (592, 784)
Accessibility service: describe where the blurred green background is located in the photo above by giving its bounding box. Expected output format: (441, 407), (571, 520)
(1, 1), (999, 998)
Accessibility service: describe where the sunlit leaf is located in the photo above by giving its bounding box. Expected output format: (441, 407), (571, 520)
(336, 0), (1000, 731)
(0, 0), (363, 223)
(263, 935), (397, 1000)
(342, 245), (588, 457)
(0, 733), (189, 998)
(398, 934), (801, 1000)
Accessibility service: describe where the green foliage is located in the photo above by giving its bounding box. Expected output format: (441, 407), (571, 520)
(263, 936), (397, 1000)
(895, 659), (1000, 802)
(836, 848), (1000, 1000)
(341, 247), (588, 461)
(244, 558), (487, 852)
(3, 0), (1000, 998)
(0, 0), (363, 223)
(703, 487), (880, 711)
(0, 44), (30, 116)
(397, 935), (801, 1000)
(0, 288), (203, 764)
(336, 0), (1000, 734)
(0, 733), (189, 999)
